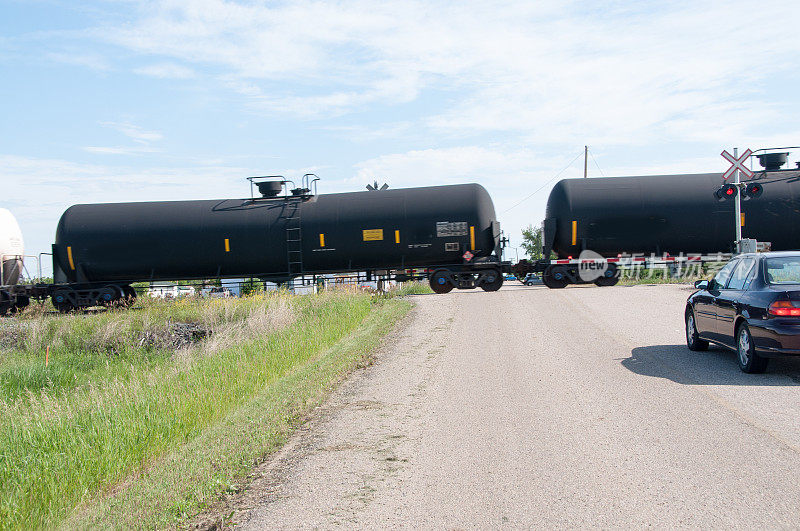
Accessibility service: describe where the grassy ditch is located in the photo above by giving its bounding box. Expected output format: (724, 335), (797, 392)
(0, 289), (411, 529)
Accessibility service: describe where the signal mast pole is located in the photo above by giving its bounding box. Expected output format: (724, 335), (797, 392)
(734, 147), (742, 244)
(584, 146), (588, 178)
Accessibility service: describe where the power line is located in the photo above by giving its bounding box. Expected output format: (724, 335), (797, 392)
(501, 150), (584, 214)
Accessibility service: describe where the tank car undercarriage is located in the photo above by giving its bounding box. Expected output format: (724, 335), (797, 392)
(427, 261), (505, 294)
(49, 283), (138, 312)
(0, 282), (138, 315)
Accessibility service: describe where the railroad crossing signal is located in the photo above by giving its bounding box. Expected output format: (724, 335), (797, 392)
(715, 149), (764, 201)
(715, 183), (738, 200)
(719, 147), (754, 244)
(721, 149), (754, 180)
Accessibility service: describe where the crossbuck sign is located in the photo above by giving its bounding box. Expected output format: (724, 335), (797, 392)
(721, 148), (754, 180)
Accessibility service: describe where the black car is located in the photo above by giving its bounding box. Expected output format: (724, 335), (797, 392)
(686, 251), (800, 373)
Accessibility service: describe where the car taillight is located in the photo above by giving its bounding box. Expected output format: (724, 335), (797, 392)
(768, 300), (800, 317)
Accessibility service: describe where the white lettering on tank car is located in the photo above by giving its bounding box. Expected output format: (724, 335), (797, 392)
(436, 221), (468, 237)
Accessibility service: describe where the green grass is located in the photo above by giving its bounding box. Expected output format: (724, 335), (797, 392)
(392, 281), (434, 296)
(0, 290), (410, 529)
(616, 267), (712, 286)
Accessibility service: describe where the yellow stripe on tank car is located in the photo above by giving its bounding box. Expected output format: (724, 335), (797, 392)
(571, 220), (577, 246)
(741, 213), (745, 227)
(470, 226), (475, 251)
(224, 238), (231, 252)
(320, 233), (325, 247)
(395, 230), (400, 244)
(67, 246), (75, 270)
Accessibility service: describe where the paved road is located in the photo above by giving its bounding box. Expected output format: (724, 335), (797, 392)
(237, 284), (800, 528)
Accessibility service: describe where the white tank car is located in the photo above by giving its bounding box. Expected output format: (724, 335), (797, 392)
(0, 208), (25, 286)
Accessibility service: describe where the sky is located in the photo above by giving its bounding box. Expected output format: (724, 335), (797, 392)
(2, 0), (800, 274)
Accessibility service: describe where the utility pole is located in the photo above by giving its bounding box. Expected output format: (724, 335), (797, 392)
(734, 147), (742, 244)
(584, 146), (588, 178)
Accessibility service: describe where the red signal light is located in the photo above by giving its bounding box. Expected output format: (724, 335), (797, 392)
(768, 300), (800, 317)
(715, 183), (738, 200)
(745, 182), (763, 199)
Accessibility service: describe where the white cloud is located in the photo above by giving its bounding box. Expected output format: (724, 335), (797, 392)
(82, 146), (162, 155)
(84, 122), (164, 155)
(322, 121), (414, 142)
(134, 62), (196, 79)
(96, 0), (800, 143)
(99, 121), (163, 143)
(355, 146), (543, 187)
(47, 51), (110, 71)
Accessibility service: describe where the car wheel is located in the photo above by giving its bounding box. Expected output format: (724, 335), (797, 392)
(429, 270), (454, 294)
(685, 309), (709, 351)
(737, 323), (768, 373)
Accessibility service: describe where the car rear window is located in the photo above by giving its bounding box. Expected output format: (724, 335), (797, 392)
(765, 257), (800, 284)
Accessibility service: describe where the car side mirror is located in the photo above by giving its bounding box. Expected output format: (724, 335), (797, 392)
(694, 280), (709, 290)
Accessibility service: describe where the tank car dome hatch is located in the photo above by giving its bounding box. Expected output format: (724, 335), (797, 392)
(0, 208), (25, 286)
(756, 152), (789, 171)
(256, 180), (284, 198)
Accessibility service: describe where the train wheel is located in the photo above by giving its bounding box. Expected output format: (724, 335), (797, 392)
(480, 269), (503, 292)
(429, 271), (454, 294)
(52, 289), (76, 313)
(99, 285), (122, 307)
(10, 294), (30, 314)
(594, 265), (619, 286)
(594, 276), (619, 287)
(0, 290), (12, 316)
(543, 266), (569, 289)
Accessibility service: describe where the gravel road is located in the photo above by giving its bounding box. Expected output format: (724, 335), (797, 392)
(234, 284), (800, 528)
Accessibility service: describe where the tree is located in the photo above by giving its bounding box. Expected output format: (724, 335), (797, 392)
(520, 224), (544, 260)
(520, 224), (542, 260)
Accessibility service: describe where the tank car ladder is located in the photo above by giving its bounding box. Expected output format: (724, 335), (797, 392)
(284, 200), (304, 278)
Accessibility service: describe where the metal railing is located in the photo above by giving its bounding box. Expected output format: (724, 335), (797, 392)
(0, 253), (52, 285)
